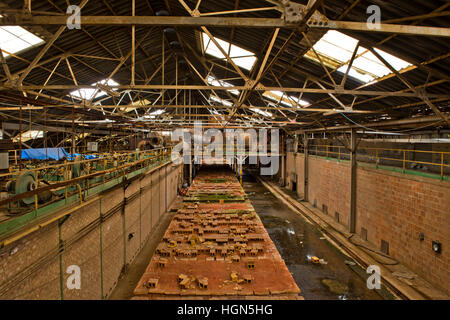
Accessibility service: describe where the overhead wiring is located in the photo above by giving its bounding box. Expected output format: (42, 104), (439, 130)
(336, 110), (444, 134)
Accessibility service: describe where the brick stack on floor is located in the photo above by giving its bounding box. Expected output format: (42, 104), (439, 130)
(133, 165), (302, 300)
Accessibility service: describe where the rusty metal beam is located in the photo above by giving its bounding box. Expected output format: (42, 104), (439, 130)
(2, 16), (449, 37)
(6, 84), (449, 99)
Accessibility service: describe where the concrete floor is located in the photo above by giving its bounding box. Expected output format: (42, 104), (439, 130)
(109, 175), (392, 300)
(108, 198), (182, 300)
(243, 174), (388, 300)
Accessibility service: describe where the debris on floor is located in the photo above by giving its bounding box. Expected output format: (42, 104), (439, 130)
(309, 256), (320, 264)
(321, 279), (349, 295)
(133, 167), (301, 299)
(392, 271), (416, 280)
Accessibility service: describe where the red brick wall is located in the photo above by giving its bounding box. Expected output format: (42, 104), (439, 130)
(286, 152), (450, 294)
(295, 154), (305, 197)
(307, 156), (351, 227)
(286, 153), (305, 197)
(0, 223), (60, 299)
(286, 153), (295, 189)
(0, 163), (182, 300)
(356, 166), (450, 293)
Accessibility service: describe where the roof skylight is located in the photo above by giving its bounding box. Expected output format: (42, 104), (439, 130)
(207, 76), (239, 96)
(263, 91), (310, 108)
(209, 109), (221, 115)
(250, 108), (272, 118)
(149, 109), (165, 116)
(0, 22), (44, 57)
(304, 30), (412, 83)
(13, 130), (43, 143)
(69, 79), (119, 101)
(140, 109), (165, 120)
(209, 95), (233, 107)
(202, 32), (257, 71)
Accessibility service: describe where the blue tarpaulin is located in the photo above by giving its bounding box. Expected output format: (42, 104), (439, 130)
(21, 148), (69, 161)
(67, 153), (99, 160)
(66, 153), (81, 161)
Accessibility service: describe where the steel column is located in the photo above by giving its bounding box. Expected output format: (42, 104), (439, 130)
(303, 133), (309, 202)
(349, 128), (357, 234)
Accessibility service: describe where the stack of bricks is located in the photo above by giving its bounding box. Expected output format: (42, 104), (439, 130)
(133, 166), (302, 299)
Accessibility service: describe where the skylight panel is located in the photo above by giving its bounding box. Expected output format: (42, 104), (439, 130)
(207, 76), (239, 95)
(209, 109), (221, 115)
(149, 109), (165, 116)
(305, 30), (412, 83)
(13, 130), (43, 143)
(70, 79), (119, 101)
(202, 32), (257, 71)
(210, 95), (233, 107)
(263, 91), (310, 108)
(140, 109), (165, 120)
(0, 23), (44, 57)
(336, 65), (375, 83)
(251, 108), (272, 118)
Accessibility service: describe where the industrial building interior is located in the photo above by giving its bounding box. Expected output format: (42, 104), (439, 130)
(0, 0), (448, 303)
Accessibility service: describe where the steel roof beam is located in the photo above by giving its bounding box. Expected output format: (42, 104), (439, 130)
(1, 16), (449, 37)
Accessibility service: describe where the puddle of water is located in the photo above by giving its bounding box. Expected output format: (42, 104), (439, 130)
(243, 175), (384, 300)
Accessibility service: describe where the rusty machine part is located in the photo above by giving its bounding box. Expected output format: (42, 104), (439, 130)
(4, 171), (55, 207)
(137, 133), (165, 150)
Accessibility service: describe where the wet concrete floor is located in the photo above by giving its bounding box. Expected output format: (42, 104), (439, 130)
(243, 174), (385, 300)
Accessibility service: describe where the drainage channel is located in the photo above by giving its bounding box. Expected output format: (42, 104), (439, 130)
(242, 174), (391, 300)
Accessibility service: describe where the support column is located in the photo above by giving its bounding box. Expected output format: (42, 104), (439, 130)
(99, 199), (104, 299)
(349, 128), (358, 234)
(150, 175), (153, 228)
(280, 133), (286, 186)
(165, 166), (168, 212)
(239, 161), (243, 185)
(303, 133), (309, 202)
(189, 155), (193, 185)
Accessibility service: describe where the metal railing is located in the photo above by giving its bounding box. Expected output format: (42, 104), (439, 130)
(299, 144), (450, 180)
(0, 147), (173, 210)
(7, 146), (153, 167)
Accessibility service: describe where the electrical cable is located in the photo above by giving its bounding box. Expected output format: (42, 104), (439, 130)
(336, 110), (444, 134)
